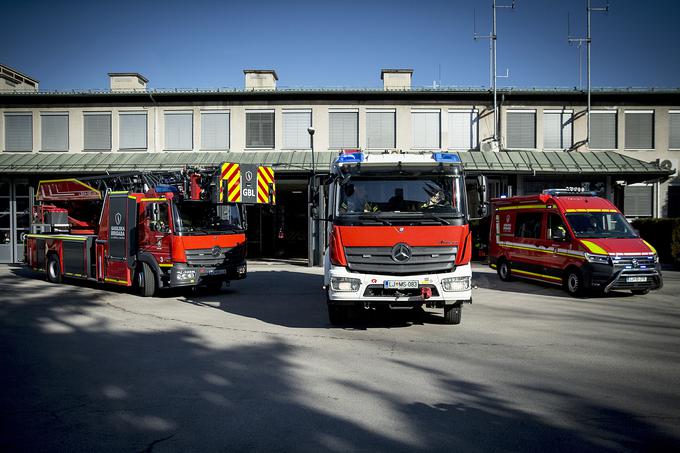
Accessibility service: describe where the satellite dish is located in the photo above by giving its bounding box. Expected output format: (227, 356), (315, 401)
(660, 160), (673, 170)
(480, 140), (500, 152)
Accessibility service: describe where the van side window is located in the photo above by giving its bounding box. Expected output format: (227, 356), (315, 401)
(547, 213), (568, 240)
(515, 212), (543, 239)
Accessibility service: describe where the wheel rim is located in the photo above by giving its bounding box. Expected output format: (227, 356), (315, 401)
(568, 273), (579, 293)
(500, 263), (508, 279)
(138, 270), (144, 288)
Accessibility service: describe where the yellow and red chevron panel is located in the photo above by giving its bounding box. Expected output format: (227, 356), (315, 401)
(257, 166), (276, 205)
(220, 162), (242, 203)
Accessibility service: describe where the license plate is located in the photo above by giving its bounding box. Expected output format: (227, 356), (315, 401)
(626, 276), (647, 283)
(383, 280), (419, 289)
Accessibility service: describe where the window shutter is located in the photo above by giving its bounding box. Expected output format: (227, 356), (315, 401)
(670, 113), (680, 149)
(412, 111), (440, 149)
(329, 112), (358, 148)
(624, 185), (653, 217)
(4, 114), (32, 151)
(448, 110), (478, 150)
(41, 113), (69, 151)
(366, 111), (395, 149)
(625, 112), (654, 149)
(119, 112), (147, 150)
(283, 111), (311, 149)
(590, 112), (617, 149)
(84, 113), (111, 150)
(543, 112), (572, 149)
(165, 112), (193, 150)
(506, 111), (535, 149)
(201, 112), (229, 150)
(246, 112), (274, 148)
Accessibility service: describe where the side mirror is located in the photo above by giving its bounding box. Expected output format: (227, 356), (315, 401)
(477, 202), (489, 218)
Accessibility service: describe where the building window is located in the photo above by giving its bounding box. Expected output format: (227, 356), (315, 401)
(366, 110), (395, 149)
(329, 111), (358, 149)
(506, 110), (536, 149)
(201, 111), (229, 150)
(119, 112), (147, 150)
(625, 110), (654, 150)
(624, 184), (653, 217)
(4, 113), (32, 152)
(40, 113), (69, 152)
(670, 111), (680, 150)
(543, 110), (573, 150)
(590, 111), (617, 149)
(448, 109), (478, 150)
(165, 111), (193, 151)
(283, 110), (311, 149)
(412, 110), (440, 149)
(246, 111), (274, 149)
(83, 112), (111, 151)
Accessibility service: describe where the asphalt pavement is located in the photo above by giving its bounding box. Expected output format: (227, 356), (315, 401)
(1, 262), (679, 452)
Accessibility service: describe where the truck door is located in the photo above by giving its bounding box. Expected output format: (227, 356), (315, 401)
(138, 200), (172, 266)
(104, 193), (137, 285)
(544, 212), (571, 277)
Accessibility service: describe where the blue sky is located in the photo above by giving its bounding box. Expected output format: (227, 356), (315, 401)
(2, 0), (679, 90)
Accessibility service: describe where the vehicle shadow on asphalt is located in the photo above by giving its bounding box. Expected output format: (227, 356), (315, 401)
(2, 270), (678, 451)
(180, 269), (455, 329)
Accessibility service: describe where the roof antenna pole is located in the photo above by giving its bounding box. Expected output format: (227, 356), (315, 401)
(474, 0), (515, 144)
(568, 0), (609, 149)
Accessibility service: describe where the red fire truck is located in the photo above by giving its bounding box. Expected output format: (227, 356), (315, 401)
(24, 163), (275, 296)
(323, 151), (487, 325)
(488, 189), (663, 296)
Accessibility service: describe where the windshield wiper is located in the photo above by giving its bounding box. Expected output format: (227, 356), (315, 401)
(357, 213), (392, 225)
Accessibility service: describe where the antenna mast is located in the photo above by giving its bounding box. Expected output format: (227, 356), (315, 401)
(474, 0), (515, 143)
(568, 0), (609, 148)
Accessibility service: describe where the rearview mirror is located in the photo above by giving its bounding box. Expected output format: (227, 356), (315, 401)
(551, 229), (567, 241)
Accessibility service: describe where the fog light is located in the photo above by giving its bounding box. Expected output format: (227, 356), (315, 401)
(237, 264), (247, 274)
(175, 269), (196, 281)
(441, 276), (470, 292)
(331, 277), (361, 292)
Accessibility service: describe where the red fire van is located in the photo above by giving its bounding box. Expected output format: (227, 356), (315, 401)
(489, 189), (663, 296)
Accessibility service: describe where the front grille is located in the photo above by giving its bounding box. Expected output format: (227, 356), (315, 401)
(344, 246), (457, 276)
(363, 284), (439, 298)
(185, 246), (243, 267)
(611, 255), (656, 270)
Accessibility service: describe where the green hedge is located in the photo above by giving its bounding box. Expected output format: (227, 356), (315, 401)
(631, 218), (680, 268)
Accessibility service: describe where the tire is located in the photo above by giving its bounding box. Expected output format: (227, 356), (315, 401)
(631, 289), (650, 295)
(564, 268), (584, 297)
(444, 302), (462, 325)
(46, 254), (62, 284)
(137, 262), (156, 297)
(328, 305), (348, 326)
(497, 259), (513, 282)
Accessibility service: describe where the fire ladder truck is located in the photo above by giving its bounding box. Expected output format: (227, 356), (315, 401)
(24, 162), (275, 296)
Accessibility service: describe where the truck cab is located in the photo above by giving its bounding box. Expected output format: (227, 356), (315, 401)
(489, 189), (663, 296)
(324, 151), (483, 325)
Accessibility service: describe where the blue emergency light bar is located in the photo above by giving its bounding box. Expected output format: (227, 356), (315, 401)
(432, 152), (461, 163)
(155, 184), (180, 194)
(336, 151), (364, 163)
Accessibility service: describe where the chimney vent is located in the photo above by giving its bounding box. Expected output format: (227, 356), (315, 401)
(108, 73), (148, 92)
(381, 69), (413, 91)
(244, 69), (278, 91)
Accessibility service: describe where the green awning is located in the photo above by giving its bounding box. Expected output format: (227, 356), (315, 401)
(0, 150), (674, 180)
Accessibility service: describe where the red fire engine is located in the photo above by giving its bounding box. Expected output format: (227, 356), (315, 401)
(24, 163), (275, 296)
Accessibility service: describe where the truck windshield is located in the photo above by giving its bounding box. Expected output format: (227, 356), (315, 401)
(173, 202), (243, 234)
(565, 212), (637, 239)
(337, 175), (465, 219)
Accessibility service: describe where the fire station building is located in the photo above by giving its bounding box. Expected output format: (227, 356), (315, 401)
(0, 63), (676, 264)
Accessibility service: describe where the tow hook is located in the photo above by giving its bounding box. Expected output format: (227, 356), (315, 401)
(421, 287), (432, 300)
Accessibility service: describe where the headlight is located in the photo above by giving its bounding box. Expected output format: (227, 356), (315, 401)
(441, 276), (471, 292)
(585, 253), (610, 264)
(175, 269), (197, 281)
(653, 254), (659, 264)
(330, 277), (361, 292)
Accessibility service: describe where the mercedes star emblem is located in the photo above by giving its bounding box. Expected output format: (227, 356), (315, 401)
(391, 243), (412, 263)
(211, 246), (222, 258)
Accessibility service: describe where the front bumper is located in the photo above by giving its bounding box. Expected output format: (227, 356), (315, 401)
(169, 261), (247, 287)
(584, 262), (663, 292)
(326, 264), (472, 307)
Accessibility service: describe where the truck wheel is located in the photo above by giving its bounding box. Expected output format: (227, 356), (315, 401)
(328, 305), (348, 326)
(137, 262), (156, 297)
(497, 260), (513, 282)
(46, 254), (62, 284)
(631, 289), (650, 295)
(443, 302), (462, 325)
(564, 269), (584, 297)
